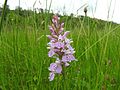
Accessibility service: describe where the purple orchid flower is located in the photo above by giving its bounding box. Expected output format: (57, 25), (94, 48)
(47, 15), (76, 81)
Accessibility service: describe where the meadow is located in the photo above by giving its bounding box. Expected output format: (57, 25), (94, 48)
(0, 4), (120, 90)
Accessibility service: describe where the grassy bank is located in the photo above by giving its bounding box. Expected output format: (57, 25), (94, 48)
(0, 10), (120, 89)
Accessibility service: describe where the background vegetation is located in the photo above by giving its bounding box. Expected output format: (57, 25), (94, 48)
(0, 1), (120, 90)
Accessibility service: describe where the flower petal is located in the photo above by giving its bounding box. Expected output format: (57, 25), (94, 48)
(63, 31), (70, 38)
(56, 64), (62, 74)
(48, 63), (57, 71)
(49, 72), (55, 81)
(48, 50), (55, 57)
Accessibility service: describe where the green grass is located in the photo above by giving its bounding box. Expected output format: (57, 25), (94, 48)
(0, 10), (120, 90)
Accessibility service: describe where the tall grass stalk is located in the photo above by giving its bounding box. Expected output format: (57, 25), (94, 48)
(0, 0), (8, 33)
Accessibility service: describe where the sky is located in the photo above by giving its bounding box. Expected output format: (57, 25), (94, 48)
(0, 0), (120, 23)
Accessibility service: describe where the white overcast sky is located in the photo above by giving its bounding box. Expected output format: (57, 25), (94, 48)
(0, 0), (120, 23)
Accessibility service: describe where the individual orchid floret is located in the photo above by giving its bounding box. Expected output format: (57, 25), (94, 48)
(47, 15), (76, 81)
(48, 61), (62, 81)
(62, 54), (75, 62)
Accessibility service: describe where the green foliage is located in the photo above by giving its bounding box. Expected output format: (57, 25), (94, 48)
(0, 10), (120, 90)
